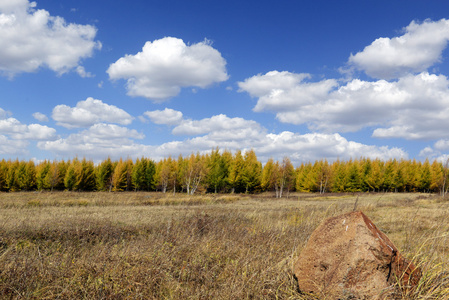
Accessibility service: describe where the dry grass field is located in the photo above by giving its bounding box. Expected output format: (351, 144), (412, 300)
(0, 192), (448, 299)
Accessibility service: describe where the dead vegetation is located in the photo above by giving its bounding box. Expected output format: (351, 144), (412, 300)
(0, 192), (448, 299)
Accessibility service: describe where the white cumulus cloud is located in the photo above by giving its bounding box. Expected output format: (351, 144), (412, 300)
(83, 123), (144, 141)
(52, 97), (134, 129)
(0, 107), (11, 119)
(0, 0), (101, 77)
(239, 70), (449, 140)
(257, 131), (407, 163)
(32, 112), (48, 122)
(0, 134), (28, 155)
(144, 108), (183, 125)
(107, 37), (229, 101)
(0, 109), (57, 154)
(152, 130), (407, 165)
(417, 142), (449, 162)
(76, 66), (94, 78)
(172, 114), (262, 136)
(38, 110), (407, 164)
(348, 19), (449, 79)
(152, 115), (407, 164)
(435, 139), (449, 151)
(38, 124), (146, 161)
(0, 117), (57, 140)
(238, 70), (338, 112)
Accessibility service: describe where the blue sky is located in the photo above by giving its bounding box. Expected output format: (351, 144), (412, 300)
(2, 0), (449, 164)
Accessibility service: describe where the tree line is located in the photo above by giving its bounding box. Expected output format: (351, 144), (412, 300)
(0, 149), (448, 196)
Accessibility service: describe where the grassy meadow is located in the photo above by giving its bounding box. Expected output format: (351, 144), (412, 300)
(0, 192), (448, 299)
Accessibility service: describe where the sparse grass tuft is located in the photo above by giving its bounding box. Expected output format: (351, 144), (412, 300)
(0, 192), (448, 299)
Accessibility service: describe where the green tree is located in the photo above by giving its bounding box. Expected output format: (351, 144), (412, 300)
(206, 148), (229, 193)
(6, 159), (19, 191)
(45, 161), (63, 192)
(278, 157), (295, 198)
(13, 161), (28, 191)
(430, 160), (444, 194)
(168, 157), (178, 194)
(296, 162), (317, 192)
(382, 159), (398, 192)
(24, 161), (37, 191)
(182, 152), (206, 195)
(180, 153), (192, 194)
(112, 158), (133, 192)
(442, 158), (449, 197)
(55, 161), (68, 190)
(420, 159), (431, 192)
(97, 157), (114, 191)
(144, 159), (156, 191)
(74, 158), (96, 191)
(132, 157), (156, 191)
(360, 158), (373, 192)
(37, 160), (51, 191)
(331, 160), (347, 192)
(261, 158), (277, 193)
(64, 160), (77, 191)
(241, 149), (262, 193)
(228, 150), (245, 193)
(0, 159), (8, 192)
(393, 160), (407, 192)
(406, 159), (420, 192)
(368, 159), (384, 192)
(314, 159), (331, 194)
(177, 154), (188, 193)
(346, 160), (362, 193)
(155, 157), (173, 193)
(221, 150), (233, 192)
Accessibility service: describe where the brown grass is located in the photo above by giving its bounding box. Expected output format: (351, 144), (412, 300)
(0, 192), (448, 299)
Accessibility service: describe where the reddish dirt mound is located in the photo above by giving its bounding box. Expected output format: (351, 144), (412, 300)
(293, 211), (421, 299)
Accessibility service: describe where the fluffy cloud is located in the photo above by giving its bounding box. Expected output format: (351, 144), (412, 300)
(0, 108), (56, 154)
(107, 37), (228, 101)
(52, 97), (134, 129)
(0, 0), (30, 13)
(239, 71), (449, 140)
(38, 123), (145, 160)
(0, 117), (57, 140)
(172, 114), (262, 137)
(256, 132), (407, 163)
(238, 71), (337, 112)
(0, 107), (11, 119)
(349, 19), (449, 79)
(418, 144), (449, 163)
(32, 112), (48, 122)
(0, 0), (101, 76)
(149, 130), (407, 165)
(37, 109), (407, 164)
(370, 73), (449, 140)
(143, 111), (263, 139)
(76, 66), (94, 78)
(158, 115), (407, 164)
(239, 19), (449, 141)
(0, 135), (28, 155)
(144, 108), (183, 125)
(424, 140), (449, 162)
(82, 123), (144, 141)
(146, 131), (405, 165)
(435, 139), (449, 151)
